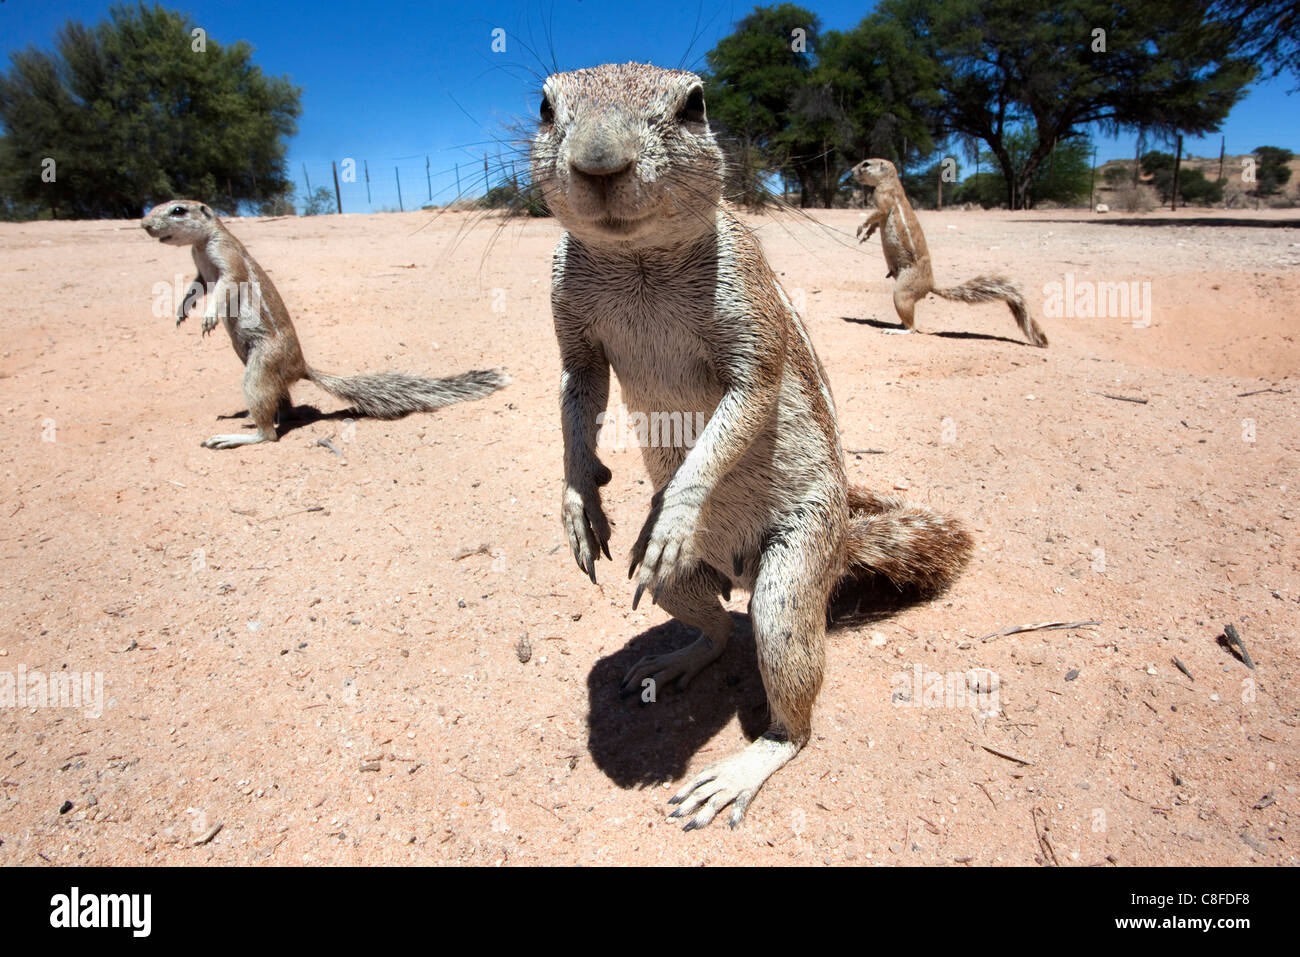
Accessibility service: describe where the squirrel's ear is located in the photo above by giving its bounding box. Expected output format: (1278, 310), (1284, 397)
(200, 205), (213, 219)
(677, 85), (706, 125)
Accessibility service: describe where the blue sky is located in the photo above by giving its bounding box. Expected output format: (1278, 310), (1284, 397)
(4, 0), (1297, 213)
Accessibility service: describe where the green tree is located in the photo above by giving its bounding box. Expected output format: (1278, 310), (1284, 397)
(0, 2), (300, 219)
(779, 79), (853, 207)
(301, 187), (336, 216)
(951, 127), (1093, 207)
(1252, 145), (1294, 197)
(1216, 1), (1300, 86)
(902, 156), (955, 208)
(701, 3), (820, 208)
(951, 171), (1007, 208)
(1140, 150), (1226, 205)
(814, 17), (940, 169)
(878, 0), (1255, 209)
(258, 186), (296, 216)
(482, 178), (550, 217)
(1179, 169), (1226, 204)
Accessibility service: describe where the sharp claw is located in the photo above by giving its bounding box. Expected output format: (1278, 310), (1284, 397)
(601, 541), (612, 561)
(632, 581), (645, 610)
(586, 557), (597, 585)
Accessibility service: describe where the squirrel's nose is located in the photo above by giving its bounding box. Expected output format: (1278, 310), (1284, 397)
(568, 124), (636, 179)
(571, 152), (634, 179)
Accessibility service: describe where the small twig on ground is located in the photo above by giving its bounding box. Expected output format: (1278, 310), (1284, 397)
(979, 743), (1032, 766)
(1089, 391), (1148, 404)
(1237, 387), (1289, 397)
(981, 620), (1101, 642)
(1240, 832), (1269, 855)
(193, 821), (223, 846)
(260, 506), (324, 523)
(529, 797), (562, 820)
(845, 448), (888, 455)
(316, 437), (344, 458)
(453, 543), (492, 561)
(1222, 623), (1256, 670)
(1173, 657), (1194, 681)
(1032, 807), (1060, 866)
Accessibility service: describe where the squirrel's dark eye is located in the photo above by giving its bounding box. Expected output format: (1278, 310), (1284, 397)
(540, 94), (555, 125)
(677, 87), (706, 125)
(170, 206), (186, 216)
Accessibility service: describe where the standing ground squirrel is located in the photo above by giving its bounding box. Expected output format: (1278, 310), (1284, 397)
(852, 158), (1049, 347)
(141, 199), (507, 448)
(532, 63), (973, 830)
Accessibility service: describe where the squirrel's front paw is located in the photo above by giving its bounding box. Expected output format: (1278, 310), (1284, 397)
(628, 486), (703, 608)
(200, 314), (218, 336)
(562, 482), (612, 584)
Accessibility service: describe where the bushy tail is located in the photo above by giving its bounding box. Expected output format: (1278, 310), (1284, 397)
(306, 367), (508, 419)
(934, 275), (1048, 347)
(829, 486), (973, 621)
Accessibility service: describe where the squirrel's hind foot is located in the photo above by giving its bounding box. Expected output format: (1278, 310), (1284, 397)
(202, 432), (274, 450)
(669, 733), (802, 831)
(619, 634), (726, 699)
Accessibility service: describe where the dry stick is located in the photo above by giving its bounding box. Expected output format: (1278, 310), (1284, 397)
(259, 505), (324, 523)
(1223, 623), (1255, 670)
(316, 437), (345, 459)
(981, 620), (1101, 642)
(1237, 387), (1289, 397)
(1173, 657), (1194, 681)
(1032, 807), (1060, 866)
(193, 821), (223, 846)
(1088, 390), (1149, 404)
(980, 743), (1032, 766)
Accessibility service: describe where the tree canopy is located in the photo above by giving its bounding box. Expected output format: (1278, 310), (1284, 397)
(874, 0), (1255, 208)
(700, 0), (1262, 210)
(0, 2), (301, 219)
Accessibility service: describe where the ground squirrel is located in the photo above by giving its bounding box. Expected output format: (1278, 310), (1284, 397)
(141, 199), (507, 448)
(532, 63), (973, 830)
(852, 158), (1049, 347)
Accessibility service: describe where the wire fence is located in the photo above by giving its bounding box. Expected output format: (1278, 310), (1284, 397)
(293, 150), (530, 215)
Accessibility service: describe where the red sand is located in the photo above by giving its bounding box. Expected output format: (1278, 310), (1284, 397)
(0, 206), (1295, 864)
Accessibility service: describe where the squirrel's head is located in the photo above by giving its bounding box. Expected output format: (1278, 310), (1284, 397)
(851, 158), (897, 188)
(141, 200), (217, 245)
(530, 63), (724, 249)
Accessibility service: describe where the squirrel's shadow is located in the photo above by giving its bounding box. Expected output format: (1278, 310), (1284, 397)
(216, 403), (370, 437)
(586, 611), (767, 789)
(585, 579), (931, 789)
(840, 315), (1029, 347)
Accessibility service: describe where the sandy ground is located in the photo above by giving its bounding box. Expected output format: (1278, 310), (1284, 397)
(0, 205), (1296, 866)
